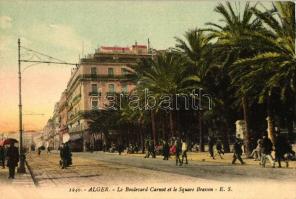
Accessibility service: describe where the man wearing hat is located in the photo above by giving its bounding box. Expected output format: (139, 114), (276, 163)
(6, 142), (19, 179)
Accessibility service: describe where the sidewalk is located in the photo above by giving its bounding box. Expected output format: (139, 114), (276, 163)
(0, 164), (35, 187)
(0, 164), (40, 199)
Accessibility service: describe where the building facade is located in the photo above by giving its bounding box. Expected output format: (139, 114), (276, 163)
(66, 44), (151, 151)
(52, 102), (60, 149)
(58, 90), (68, 145)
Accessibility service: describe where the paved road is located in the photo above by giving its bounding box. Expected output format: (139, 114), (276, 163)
(78, 152), (296, 182)
(26, 153), (216, 188)
(17, 152), (296, 199)
(26, 151), (296, 187)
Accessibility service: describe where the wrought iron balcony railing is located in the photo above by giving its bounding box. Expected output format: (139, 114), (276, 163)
(89, 91), (102, 97)
(106, 92), (116, 96)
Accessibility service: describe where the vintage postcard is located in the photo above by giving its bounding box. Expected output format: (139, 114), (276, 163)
(0, 0), (295, 199)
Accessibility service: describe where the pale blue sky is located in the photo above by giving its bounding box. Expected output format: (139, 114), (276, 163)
(0, 1), (271, 132)
(0, 1), (222, 58)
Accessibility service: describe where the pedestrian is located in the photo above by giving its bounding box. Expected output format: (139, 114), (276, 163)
(0, 146), (5, 169)
(150, 141), (156, 158)
(216, 139), (224, 159)
(47, 147), (51, 153)
(103, 143), (106, 152)
(261, 133), (275, 168)
(170, 142), (176, 155)
(59, 144), (66, 169)
(65, 142), (72, 166)
(175, 138), (182, 166)
(134, 144), (139, 153)
(274, 132), (287, 168)
(144, 140), (150, 158)
(90, 143), (94, 153)
(60, 142), (72, 169)
(118, 143), (124, 155)
(232, 137), (245, 165)
(162, 140), (169, 160)
(181, 139), (188, 165)
(6, 142), (19, 179)
(250, 138), (262, 161)
(284, 141), (295, 167)
(208, 136), (216, 159)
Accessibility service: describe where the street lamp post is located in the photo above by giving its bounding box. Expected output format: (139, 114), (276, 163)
(17, 38), (26, 173)
(16, 39), (77, 173)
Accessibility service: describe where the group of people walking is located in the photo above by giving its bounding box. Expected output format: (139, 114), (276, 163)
(250, 131), (294, 168)
(0, 143), (20, 179)
(208, 136), (225, 160)
(174, 138), (188, 166)
(144, 138), (189, 166)
(141, 131), (295, 169)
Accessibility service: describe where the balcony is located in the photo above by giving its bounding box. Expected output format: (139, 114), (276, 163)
(89, 91), (101, 97)
(106, 92), (116, 96)
(121, 91), (129, 96)
(71, 94), (81, 104)
(81, 74), (129, 80)
(68, 125), (82, 133)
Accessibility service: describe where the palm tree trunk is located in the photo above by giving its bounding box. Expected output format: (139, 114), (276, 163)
(287, 114), (294, 142)
(162, 117), (166, 140)
(140, 123), (144, 153)
(267, 93), (275, 144)
(151, 111), (156, 144)
(223, 122), (230, 153)
(169, 111), (175, 137)
(286, 91), (295, 142)
(199, 111), (205, 152)
(140, 122), (145, 153)
(242, 96), (251, 156)
(266, 116), (275, 144)
(127, 126), (130, 145)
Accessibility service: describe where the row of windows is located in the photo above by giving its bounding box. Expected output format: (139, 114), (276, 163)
(91, 83), (128, 93)
(91, 67), (129, 75)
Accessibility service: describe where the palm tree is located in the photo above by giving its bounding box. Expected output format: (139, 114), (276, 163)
(83, 109), (120, 150)
(205, 2), (264, 155)
(234, 2), (295, 143)
(175, 29), (213, 152)
(138, 52), (187, 141)
(119, 93), (150, 150)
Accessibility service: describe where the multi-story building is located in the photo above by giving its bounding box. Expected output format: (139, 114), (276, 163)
(51, 102), (60, 149)
(32, 131), (44, 150)
(58, 90), (68, 144)
(42, 118), (54, 149)
(5, 131), (35, 150)
(40, 102), (61, 150)
(66, 43), (151, 151)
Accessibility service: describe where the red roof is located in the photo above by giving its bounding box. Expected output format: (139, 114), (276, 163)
(101, 46), (130, 51)
(132, 45), (147, 48)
